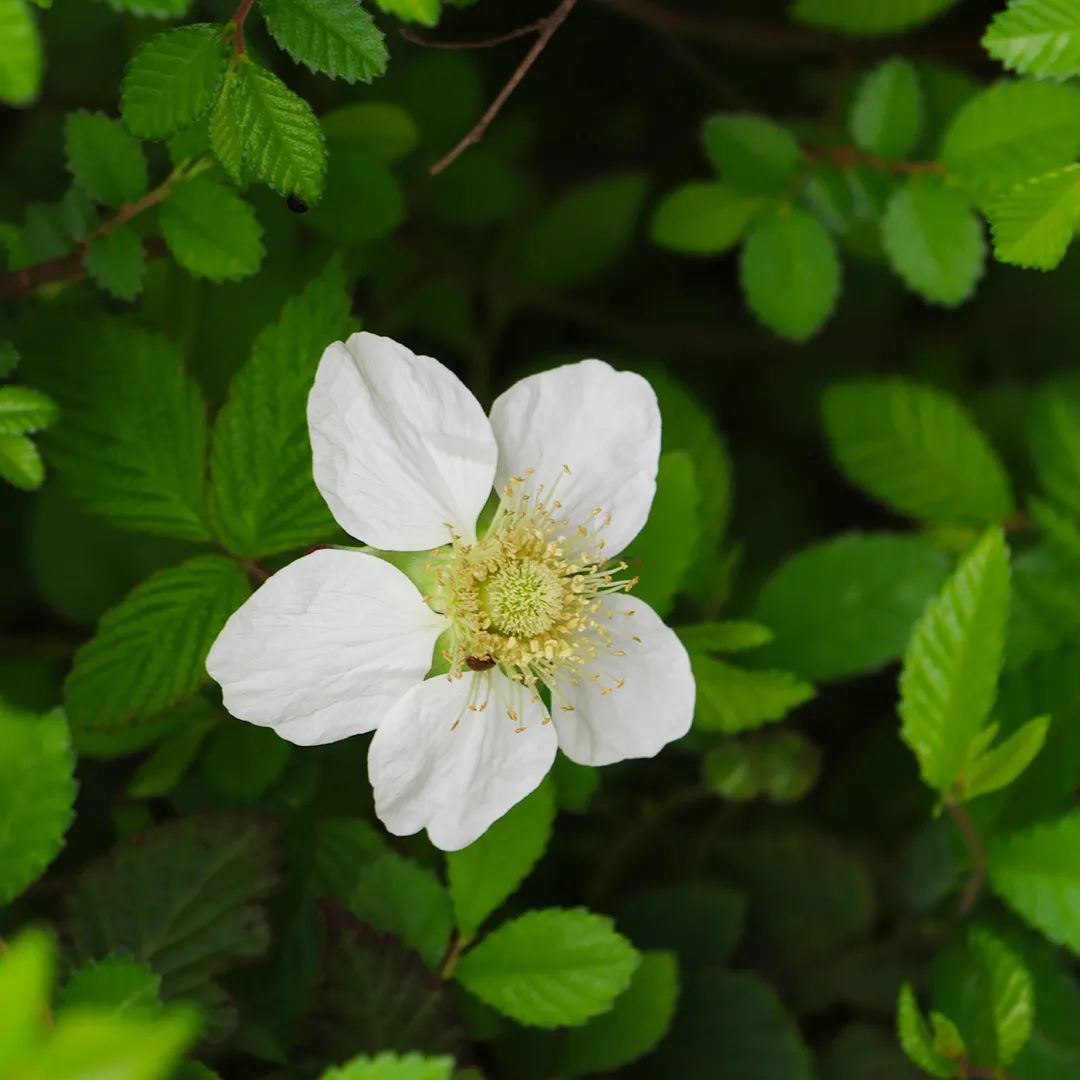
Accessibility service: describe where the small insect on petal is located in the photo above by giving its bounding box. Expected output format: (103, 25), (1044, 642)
(466, 655), (496, 671)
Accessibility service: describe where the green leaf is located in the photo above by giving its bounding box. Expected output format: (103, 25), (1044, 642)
(68, 815), (277, 1038)
(128, 706), (217, 798)
(22, 321), (211, 539)
(650, 181), (760, 255)
(849, 58), (921, 158)
(306, 145), (405, 244)
(622, 451), (701, 616)
(642, 969), (814, 1078)
(59, 957), (161, 1015)
(0, 384), (56, 435)
(822, 378), (1014, 525)
(454, 908), (639, 1028)
(753, 534), (950, 682)
(960, 715), (1050, 801)
(821, 1024), (923, 1080)
(896, 984), (961, 1078)
(702, 113), (802, 194)
(940, 79), (1080, 194)
(0, 930), (53, 1073)
(208, 65), (246, 184)
(64, 110), (148, 208)
(371, 0), (440, 25)
(793, 0), (961, 34)
(160, 176), (264, 282)
(447, 779), (555, 938)
(64, 556), (250, 732)
(260, 0), (387, 83)
(201, 722), (290, 801)
(0, 0), (42, 106)
(934, 927), (1035, 1067)
(899, 529), (1009, 793)
(232, 56), (327, 203)
(101, 0), (192, 17)
(983, 0), (1080, 81)
(739, 205), (840, 341)
(987, 165), (1080, 270)
(85, 223), (147, 301)
(676, 621), (774, 653)
(348, 853), (453, 969)
(1030, 376), (1080, 518)
(0, 706), (76, 906)
(120, 24), (227, 139)
(0, 340), (19, 377)
(208, 259), (350, 556)
(517, 173), (648, 288)
(320, 1053), (454, 1080)
(562, 951), (678, 1075)
(319, 102), (419, 162)
(989, 810), (1080, 954)
(0, 433), (44, 489)
(882, 177), (985, 307)
(692, 655), (815, 733)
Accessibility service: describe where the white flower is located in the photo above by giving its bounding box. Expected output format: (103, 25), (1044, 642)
(206, 333), (695, 850)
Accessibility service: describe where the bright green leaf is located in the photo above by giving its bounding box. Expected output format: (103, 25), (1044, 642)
(692, 654), (815, 734)
(676, 621), (774, 653)
(0, 433), (44, 489)
(454, 908), (639, 1028)
(447, 779), (555, 938)
(0, 930), (53, 1073)
(0, 384), (56, 435)
(650, 181), (760, 255)
(850, 58), (921, 158)
(702, 113), (802, 194)
(960, 715), (1050, 801)
(882, 177), (985, 307)
(64, 110), (148, 208)
(0, 0), (42, 106)
(739, 204), (840, 341)
(983, 0), (1080, 81)
(260, 0), (387, 83)
(59, 957), (161, 1015)
(208, 65), (246, 184)
(319, 1053), (454, 1080)
(987, 164), (1080, 270)
(120, 24), (228, 139)
(899, 529), (1009, 793)
(371, 0), (440, 26)
(822, 377), (1014, 525)
(64, 556), (250, 732)
(897, 983), (961, 1078)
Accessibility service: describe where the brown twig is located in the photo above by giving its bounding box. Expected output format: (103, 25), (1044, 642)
(428, 0), (579, 175)
(804, 143), (945, 176)
(946, 798), (987, 920)
(232, 0), (256, 56)
(439, 931), (469, 980)
(400, 19), (547, 50)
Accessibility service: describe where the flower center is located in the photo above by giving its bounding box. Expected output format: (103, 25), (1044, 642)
(481, 558), (564, 638)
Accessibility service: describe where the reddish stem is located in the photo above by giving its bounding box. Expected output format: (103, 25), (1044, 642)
(232, 0), (256, 56)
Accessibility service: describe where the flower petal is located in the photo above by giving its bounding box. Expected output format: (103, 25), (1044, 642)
(489, 360), (661, 557)
(554, 594), (694, 766)
(308, 332), (498, 549)
(207, 549), (446, 745)
(368, 669), (557, 850)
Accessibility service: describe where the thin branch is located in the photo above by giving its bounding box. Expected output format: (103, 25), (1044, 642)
(805, 143), (945, 176)
(439, 931), (469, 980)
(400, 19), (547, 50)
(429, 0), (579, 175)
(946, 798), (988, 920)
(232, 0), (256, 56)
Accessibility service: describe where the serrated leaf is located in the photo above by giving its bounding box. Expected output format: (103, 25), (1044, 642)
(260, 0), (387, 83)
(0, 384), (56, 435)
(517, 173), (648, 288)
(897, 984), (961, 1078)
(0, 0), (42, 106)
(320, 1053), (454, 1080)
(899, 529), (1009, 793)
(882, 177), (985, 307)
(120, 24), (229, 139)
(65, 556), (250, 732)
(455, 908), (639, 1028)
(752, 534), (950, 682)
(348, 853), (453, 969)
(209, 65), (245, 183)
(823, 378), (1014, 525)
(850, 58), (921, 158)
(160, 176), (264, 282)
(59, 957), (161, 1015)
(988, 165), (1080, 270)
(447, 778), (555, 938)
(793, 0), (961, 34)
(232, 57), (327, 203)
(702, 113), (803, 194)
(739, 205), (840, 341)
(989, 810), (1080, 954)
(692, 655), (815, 733)
(562, 951), (678, 1075)
(0, 433), (44, 489)
(68, 815), (277, 1038)
(21, 320), (210, 539)
(64, 110), (148, 208)
(85, 223), (147, 301)
(941, 79), (1080, 194)
(207, 259), (349, 556)
(676, 621), (774, 653)
(650, 181), (760, 256)
(983, 0), (1080, 80)
(960, 715), (1050, 801)
(0, 706), (76, 906)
